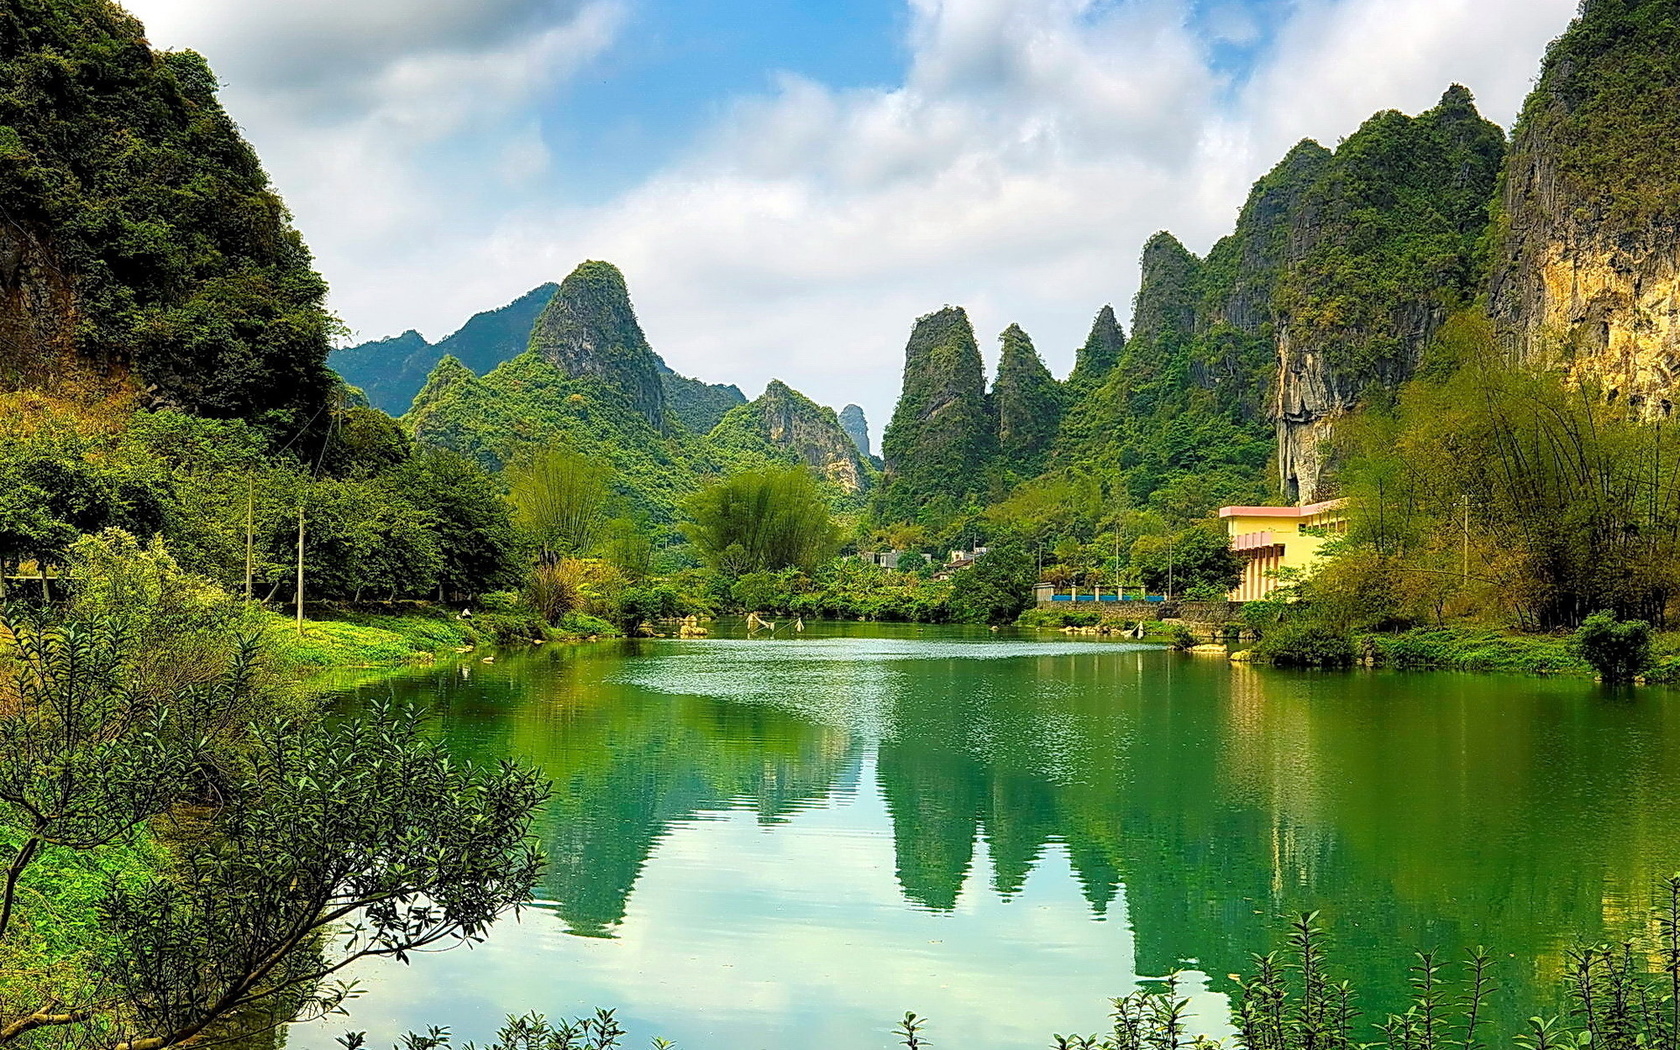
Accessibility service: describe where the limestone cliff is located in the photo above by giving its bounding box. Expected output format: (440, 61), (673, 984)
(1272, 86), (1504, 501)
(1490, 0), (1680, 413)
(877, 306), (996, 521)
(839, 404), (871, 459)
(712, 381), (872, 493)
(1065, 306), (1125, 392)
(991, 324), (1062, 474)
(528, 261), (667, 430)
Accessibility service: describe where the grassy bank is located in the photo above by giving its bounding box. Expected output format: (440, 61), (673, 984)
(1359, 627), (1589, 675)
(262, 605), (621, 675)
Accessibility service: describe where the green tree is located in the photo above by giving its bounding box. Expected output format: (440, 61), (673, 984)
(0, 556), (546, 1050)
(949, 544), (1036, 625)
(506, 447), (613, 564)
(683, 465), (839, 575)
(1131, 523), (1241, 597)
(1573, 611), (1654, 683)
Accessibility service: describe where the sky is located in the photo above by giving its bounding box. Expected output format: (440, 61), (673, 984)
(122, 0), (1580, 443)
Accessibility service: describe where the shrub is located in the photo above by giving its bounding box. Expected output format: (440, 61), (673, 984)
(1573, 610), (1654, 683)
(1255, 621), (1357, 668)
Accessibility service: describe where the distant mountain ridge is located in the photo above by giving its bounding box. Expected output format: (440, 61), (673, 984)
(331, 284), (557, 415)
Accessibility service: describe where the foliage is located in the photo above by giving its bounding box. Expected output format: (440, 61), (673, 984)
(0, 562), (548, 1050)
(683, 465), (840, 575)
(877, 307), (998, 522)
(507, 447), (613, 564)
(949, 544), (1037, 625)
(1130, 524), (1242, 597)
(1253, 621), (1357, 669)
(1334, 318), (1680, 629)
(1360, 627), (1587, 676)
(1573, 610), (1654, 683)
(0, 0), (335, 436)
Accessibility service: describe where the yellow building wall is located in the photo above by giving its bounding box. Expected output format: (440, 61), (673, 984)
(1222, 502), (1345, 601)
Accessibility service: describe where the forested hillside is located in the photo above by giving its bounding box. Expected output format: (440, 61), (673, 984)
(0, 0), (335, 437)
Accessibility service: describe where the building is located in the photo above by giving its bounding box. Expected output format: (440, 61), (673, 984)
(1218, 500), (1346, 602)
(854, 550), (913, 570)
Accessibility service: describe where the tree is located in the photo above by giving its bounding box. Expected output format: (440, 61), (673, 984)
(1573, 611), (1653, 683)
(395, 450), (522, 600)
(0, 547), (547, 1049)
(1131, 523), (1241, 597)
(682, 466), (839, 575)
(506, 448), (613, 564)
(949, 544), (1037, 625)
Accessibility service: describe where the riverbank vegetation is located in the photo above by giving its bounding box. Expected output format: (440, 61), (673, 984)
(0, 531), (547, 1050)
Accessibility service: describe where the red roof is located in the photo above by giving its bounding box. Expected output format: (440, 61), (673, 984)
(1219, 499), (1345, 519)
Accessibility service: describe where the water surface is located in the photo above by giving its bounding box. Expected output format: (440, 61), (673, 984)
(310, 623), (1680, 1049)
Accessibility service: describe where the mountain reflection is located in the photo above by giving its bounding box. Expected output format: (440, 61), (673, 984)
(345, 633), (1680, 1027)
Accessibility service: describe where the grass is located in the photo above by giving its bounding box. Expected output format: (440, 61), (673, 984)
(1361, 626), (1590, 676)
(260, 604), (627, 677)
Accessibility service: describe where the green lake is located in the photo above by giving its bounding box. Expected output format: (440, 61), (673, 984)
(309, 622), (1680, 1049)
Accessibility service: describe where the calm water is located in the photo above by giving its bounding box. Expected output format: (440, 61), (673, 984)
(307, 623), (1680, 1050)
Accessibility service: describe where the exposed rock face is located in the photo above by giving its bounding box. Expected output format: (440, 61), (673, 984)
(1130, 233), (1202, 347)
(839, 404), (871, 458)
(1490, 0), (1680, 414)
(1066, 306), (1125, 391)
(0, 1), (335, 430)
(720, 380), (872, 493)
(658, 360), (746, 433)
(1202, 140), (1331, 335)
(528, 261), (667, 430)
(991, 324), (1062, 473)
(877, 306), (997, 521)
(1271, 87), (1504, 501)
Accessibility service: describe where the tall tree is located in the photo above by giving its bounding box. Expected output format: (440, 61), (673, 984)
(506, 447), (613, 564)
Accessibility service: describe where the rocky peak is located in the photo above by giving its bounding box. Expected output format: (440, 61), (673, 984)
(1202, 139), (1331, 335)
(1490, 0), (1680, 415)
(877, 306), (997, 521)
(1272, 87), (1505, 502)
(1067, 306), (1125, 391)
(527, 261), (667, 430)
(727, 380), (872, 493)
(992, 324), (1062, 473)
(1131, 233), (1202, 346)
(839, 404), (871, 458)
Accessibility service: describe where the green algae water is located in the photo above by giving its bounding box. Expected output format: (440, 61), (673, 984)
(309, 623), (1680, 1049)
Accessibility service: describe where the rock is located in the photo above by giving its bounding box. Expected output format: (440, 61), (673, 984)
(1065, 305), (1126, 393)
(711, 380), (874, 492)
(1190, 643), (1227, 655)
(1489, 0), (1680, 415)
(527, 261), (668, 430)
(877, 306), (997, 520)
(839, 404), (872, 458)
(992, 324), (1063, 474)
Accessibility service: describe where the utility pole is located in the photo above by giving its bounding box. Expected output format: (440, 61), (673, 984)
(244, 475), (255, 600)
(295, 502), (305, 637)
(1461, 497), (1470, 585)
(1168, 534), (1176, 600)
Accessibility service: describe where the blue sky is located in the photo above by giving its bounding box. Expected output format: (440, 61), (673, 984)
(125, 0), (1579, 439)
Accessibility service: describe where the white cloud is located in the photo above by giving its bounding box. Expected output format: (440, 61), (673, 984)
(120, 0), (1579, 439)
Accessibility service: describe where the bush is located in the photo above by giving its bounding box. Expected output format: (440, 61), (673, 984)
(1573, 610), (1653, 683)
(1255, 621), (1357, 668)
